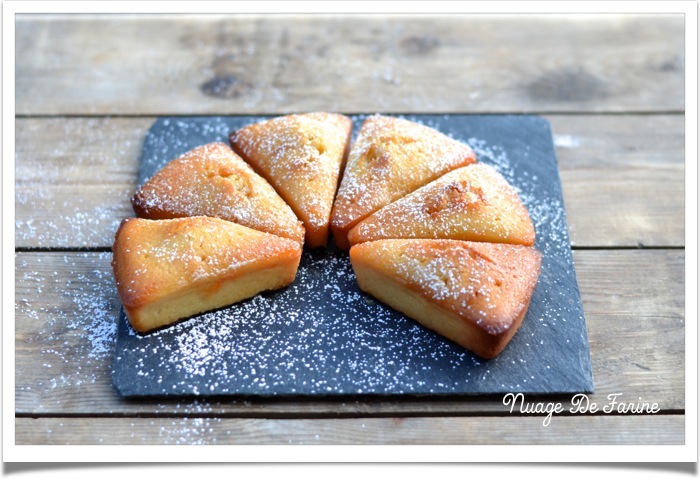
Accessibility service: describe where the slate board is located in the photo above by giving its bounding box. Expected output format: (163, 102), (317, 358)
(112, 114), (594, 397)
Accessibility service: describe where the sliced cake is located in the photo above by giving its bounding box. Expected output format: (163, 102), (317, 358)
(347, 164), (535, 247)
(330, 115), (477, 250)
(229, 112), (353, 248)
(349, 239), (542, 359)
(131, 142), (305, 245)
(112, 216), (303, 333)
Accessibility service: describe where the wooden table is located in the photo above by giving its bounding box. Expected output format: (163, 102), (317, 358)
(13, 12), (688, 454)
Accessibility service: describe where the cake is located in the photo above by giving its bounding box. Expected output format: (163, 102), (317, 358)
(330, 115), (477, 250)
(112, 216), (303, 333)
(347, 164), (536, 247)
(131, 142), (305, 245)
(229, 112), (353, 248)
(349, 239), (542, 359)
(115, 113), (543, 360)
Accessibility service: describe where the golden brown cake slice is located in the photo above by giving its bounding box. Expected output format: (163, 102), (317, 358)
(112, 216), (303, 333)
(131, 142), (305, 245)
(330, 115), (477, 250)
(229, 113), (353, 248)
(349, 239), (542, 359)
(348, 164), (535, 247)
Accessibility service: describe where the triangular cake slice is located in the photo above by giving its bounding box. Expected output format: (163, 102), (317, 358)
(349, 239), (542, 359)
(330, 115), (477, 250)
(131, 142), (305, 245)
(229, 113), (353, 248)
(112, 216), (303, 333)
(348, 164), (535, 247)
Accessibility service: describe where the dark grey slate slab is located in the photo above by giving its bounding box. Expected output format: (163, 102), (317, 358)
(112, 114), (594, 397)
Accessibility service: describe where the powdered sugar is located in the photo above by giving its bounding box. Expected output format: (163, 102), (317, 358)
(15, 252), (119, 401)
(554, 134), (581, 149)
(111, 114), (592, 397)
(331, 115), (477, 233)
(349, 164), (536, 246)
(360, 239), (542, 336)
(230, 113), (352, 240)
(132, 142), (304, 244)
(15, 190), (131, 248)
(115, 247), (493, 395)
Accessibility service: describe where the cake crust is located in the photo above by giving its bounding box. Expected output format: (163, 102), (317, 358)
(349, 239), (542, 358)
(131, 142), (305, 245)
(330, 115), (477, 249)
(112, 216), (303, 333)
(347, 164), (535, 247)
(230, 113), (352, 248)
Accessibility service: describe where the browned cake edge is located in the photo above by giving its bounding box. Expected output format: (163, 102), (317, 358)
(111, 217), (303, 333)
(349, 240), (540, 359)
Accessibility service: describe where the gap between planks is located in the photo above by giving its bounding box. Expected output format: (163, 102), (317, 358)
(14, 407), (686, 420)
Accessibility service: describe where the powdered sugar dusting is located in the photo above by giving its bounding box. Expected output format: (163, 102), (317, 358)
(15, 189), (131, 248)
(460, 132), (570, 258)
(15, 117), (143, 248)
(115, 247), (496, 395)
(469, 138), (516, 183)
(230, 113), (352, 242)
(112, 115), (592, 397)
(554, 134), (581, 149)
(361, 240), (542, 336)
(16, 252), (119, 400)
(349, 163), (536, 246)
(132, 142), (304, 244)
(331, 115), (477, 233)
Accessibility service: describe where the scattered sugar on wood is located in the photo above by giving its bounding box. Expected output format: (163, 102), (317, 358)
(554, 134), (581, 149)
(15, 252), (119, 398)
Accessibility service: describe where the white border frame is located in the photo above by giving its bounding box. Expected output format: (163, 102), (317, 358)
(3, 0), (697, 467)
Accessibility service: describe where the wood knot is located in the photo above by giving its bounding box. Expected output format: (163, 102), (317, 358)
(200, 75), (252, 99)
(526, 67), (609, 102)
(400, 35), (440, 55)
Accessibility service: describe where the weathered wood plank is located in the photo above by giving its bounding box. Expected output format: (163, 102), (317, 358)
(549, 115), (685, 247)
(576, 249), (685, 412)
(15, 117), (146, 248)
(548, 114), (685, 170)
(15, 14), (684, 115)
(562, 168), (683, 248)
(14, 117), (148, 186)
(14, 414), (684, 445)
(14, 249), (685, 416)
(14, 115), (685, 248)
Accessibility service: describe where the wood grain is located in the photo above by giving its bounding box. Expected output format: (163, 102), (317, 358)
(15, 117), (148, 248)
(549, 114), (685, 247)
(14, 249), (684, 416)
(14, 114), (685, 249)
(15, 14), (684, 115)
(14, 415), (684, 445)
